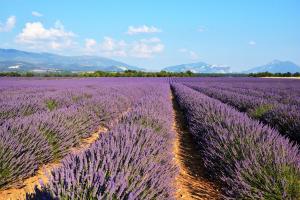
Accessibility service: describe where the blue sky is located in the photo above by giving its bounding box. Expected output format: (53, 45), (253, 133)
(1, 0), (299, 71)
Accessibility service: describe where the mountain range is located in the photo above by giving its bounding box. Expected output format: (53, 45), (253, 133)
(163, 60), (300, 74)
(0, 48), (299, 74)
(0, 49), (142, 72)
(163, 62), (231, 73)
(243, 60), (300, 73)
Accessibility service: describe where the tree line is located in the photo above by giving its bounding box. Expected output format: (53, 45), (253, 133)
(0, 70), (195, 77)
(249, 72), (300, 77)
(5, 70), (292, 78)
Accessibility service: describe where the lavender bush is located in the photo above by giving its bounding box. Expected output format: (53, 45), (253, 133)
(27, 83), (177, 200)
(184, 82), (300, 144)
(172, 83), (300, 199)
(0, 78), (156, 189)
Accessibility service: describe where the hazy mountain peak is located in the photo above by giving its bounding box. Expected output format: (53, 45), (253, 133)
(0, 48), (143, 72)
(163, 61), (231, 73)
(268, 59), (281, 65)
(245, 60), (300, 73)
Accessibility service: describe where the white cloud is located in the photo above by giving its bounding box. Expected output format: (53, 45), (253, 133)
(131, 38), (164, 58)
(197, 26), (206, 32)
(54, 20), (64, 29)
(140, 37), (161, 43)
(0, 16), (16, 32)
(189, 51), (200, 60)
(99, 37), (127, 57)
(179, 48), (188, 53)
(179, 48), (200, 60)
(100, 37), (117, 51)
(16, 21), (76, 51)
(84, 38), (97, 52)
(84, 37), (164, 58)
(126, 25), (162, 35)
(32, 11), (43, 17)
(248, 40), (256, 46)
(83, 37), (126, 56)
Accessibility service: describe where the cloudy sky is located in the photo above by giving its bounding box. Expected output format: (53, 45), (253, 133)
(1, 0), (299, 71)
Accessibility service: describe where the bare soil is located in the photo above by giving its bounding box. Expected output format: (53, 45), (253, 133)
(171, 92), (220, 200)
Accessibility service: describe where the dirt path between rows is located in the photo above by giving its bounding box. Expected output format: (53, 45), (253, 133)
(0, 126), (108, 200)
(171, 92), (220, 200)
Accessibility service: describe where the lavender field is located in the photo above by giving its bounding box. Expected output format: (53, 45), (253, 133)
(0, 77), (299, 200)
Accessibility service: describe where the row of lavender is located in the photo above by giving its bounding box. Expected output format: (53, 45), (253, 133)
(27, 82), (177, 199)
(0, 78), (155, 189)
(183, 78), (300, 109)
(180, 78), (300, 144)
(0, 78), (156, 125)
(174, 77), (300, 99)
(171, 83), (300, 199)
(173, 77), (300, 107)
(206, 83), (300, 107)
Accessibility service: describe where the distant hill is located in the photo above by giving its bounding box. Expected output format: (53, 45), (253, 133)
(0, 48), (143, 72)
(162, 62), (231, 73)
(244, 60), (300, 73)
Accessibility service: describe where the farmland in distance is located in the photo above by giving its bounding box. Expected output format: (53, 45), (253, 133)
(0, 77), (299, 200)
